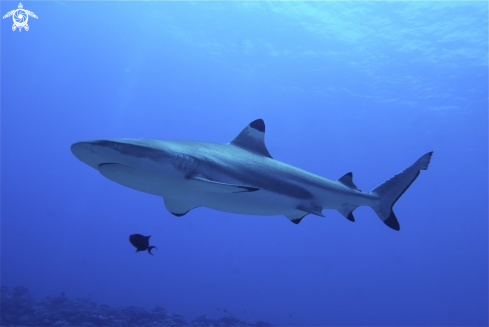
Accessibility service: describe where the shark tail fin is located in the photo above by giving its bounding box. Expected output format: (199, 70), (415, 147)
(370, 152), (433, 231)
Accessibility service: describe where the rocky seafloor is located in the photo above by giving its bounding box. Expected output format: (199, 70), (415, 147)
(0, 286), (273, 327)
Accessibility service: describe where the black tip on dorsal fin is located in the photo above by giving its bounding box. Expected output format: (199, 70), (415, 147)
(230, 119), (272, 158)
(249, 119), (265, 132)
(338, 172), (361, 191)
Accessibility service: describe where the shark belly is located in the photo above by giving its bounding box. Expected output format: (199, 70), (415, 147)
(97, 162), (294, 216)
(97, 159), (378, 218)
(98, 162), (178, 197)
(197, 190), (298, 216)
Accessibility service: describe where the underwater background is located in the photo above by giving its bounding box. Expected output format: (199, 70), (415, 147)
(1, 1), (488, 326)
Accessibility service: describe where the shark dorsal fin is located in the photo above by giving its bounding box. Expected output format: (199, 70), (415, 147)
(230, 119), (273, 158)
(338, 172), (361, 191)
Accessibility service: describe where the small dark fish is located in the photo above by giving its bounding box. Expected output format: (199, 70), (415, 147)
(60, 292), (65, 297)
(129, 234), (157, 255)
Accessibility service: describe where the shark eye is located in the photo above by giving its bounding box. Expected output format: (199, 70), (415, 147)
(109, 143), (119, 149)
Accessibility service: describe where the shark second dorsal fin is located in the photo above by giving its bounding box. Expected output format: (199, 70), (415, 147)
(230, 119), (273, 158)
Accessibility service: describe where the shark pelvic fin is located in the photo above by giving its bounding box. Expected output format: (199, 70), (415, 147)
(337, 172), (361, 191)
(189, 174), (260, 193)
(163, 197), (199, 217)
(230, 119), (273, 158)
(297, 203), (325, 217)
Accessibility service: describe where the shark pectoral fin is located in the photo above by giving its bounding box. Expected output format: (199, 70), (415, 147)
(163, 197), (199, 217)
(297, 204), (325, 217)
(189, 175), (260, 193)
(285, 212), (309, 224)
(338, 204), (358, 222)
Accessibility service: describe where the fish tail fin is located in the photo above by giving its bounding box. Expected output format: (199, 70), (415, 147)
(370, 152), (433, 231)
(147, 246), (157, 255)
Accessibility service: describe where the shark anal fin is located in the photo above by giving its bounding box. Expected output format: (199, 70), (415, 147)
(163, 197), (199, 217)
(338, 172), (361, 191)
(189, 175), (260, 193)
(338, 204), (358, 222)
(230, 119), (273, 158)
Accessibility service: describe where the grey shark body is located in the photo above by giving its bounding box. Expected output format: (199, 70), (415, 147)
(71, 119), (432, 230)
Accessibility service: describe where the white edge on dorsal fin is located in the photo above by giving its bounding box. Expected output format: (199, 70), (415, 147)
(230, 119), (273, 158)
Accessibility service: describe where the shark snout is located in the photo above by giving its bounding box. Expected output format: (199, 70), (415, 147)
(71, 141), (106, 169)
(71, 141), (92, 160)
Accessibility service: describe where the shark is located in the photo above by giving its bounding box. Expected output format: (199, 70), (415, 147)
(71, 119), (432, 230)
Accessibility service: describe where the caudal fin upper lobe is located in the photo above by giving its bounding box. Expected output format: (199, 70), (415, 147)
(370, 152), (433, 231)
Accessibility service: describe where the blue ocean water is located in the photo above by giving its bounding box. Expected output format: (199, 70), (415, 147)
(1, 1), (488, 326)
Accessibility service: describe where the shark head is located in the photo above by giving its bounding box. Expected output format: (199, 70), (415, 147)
(71, 139), (177, 195)
(71, 139), (173, 168)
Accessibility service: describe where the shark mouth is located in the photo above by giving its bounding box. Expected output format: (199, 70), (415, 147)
(98, 163), (129, 169)
(98, 163), (135, 179)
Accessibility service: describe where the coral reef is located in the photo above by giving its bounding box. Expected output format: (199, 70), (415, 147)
(1, 286), (273, 327)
